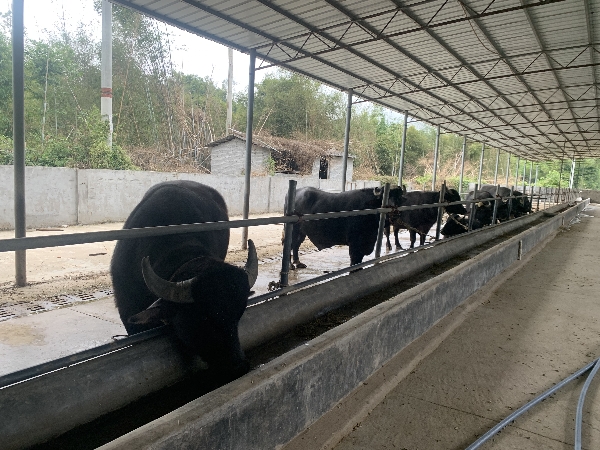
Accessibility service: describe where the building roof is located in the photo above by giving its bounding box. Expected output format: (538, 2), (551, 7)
(112, 0), (600, 161)
(208, 131), (354, 158)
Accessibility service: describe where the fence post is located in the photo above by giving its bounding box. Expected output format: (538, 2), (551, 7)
(507, 186), (514, 219)
(468, 184), (479, 231)
(529, 184), (534, 212)
(280, 180), (297, 287)
(435, 181), (446, 240)
(375, 183), (391, 258)
(492, 184), (500, 224)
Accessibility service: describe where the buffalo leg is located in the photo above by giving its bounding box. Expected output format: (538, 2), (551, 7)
(409, 230), (417, 248)
(349, 246), (365, 267)
(384, 223), (392, 251)
(394, 225), (403, 249)
(291, 223), (307, 269)
(419, 231), (427, 246)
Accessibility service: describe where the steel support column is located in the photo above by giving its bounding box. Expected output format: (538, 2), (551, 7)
(341, 90), (352, 192)
(558, 158), (564, 191)
(478, 143), (485, 187)
(280, 180), (297, 287)
(569, 157), (576, 188)
(375, 183), (390, 258)
(101, 0), (113, 147)
(397, 111), (408, 188)
(458, 136), (466, 194)
(435, 181), (446, 240)
(12, 0), (26, 287)
(432, 125), (440, 191)
(505, 153), (511, 187)
(522, 161), (527, 192)
(494, 148), (500, 185)
(535, 165), (540, 211)
(226, 48), (233, 133)
(514, 157), (520, 188)
(241, 49), (256, 250)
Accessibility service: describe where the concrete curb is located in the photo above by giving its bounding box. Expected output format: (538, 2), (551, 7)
(100, 201), (589, 449)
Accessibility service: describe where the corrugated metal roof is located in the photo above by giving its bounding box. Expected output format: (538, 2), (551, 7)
(111, 0), (600, 161)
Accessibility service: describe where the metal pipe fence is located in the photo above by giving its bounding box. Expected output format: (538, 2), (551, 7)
(0, 190), (574, 255)
(0, 187), (577, 291)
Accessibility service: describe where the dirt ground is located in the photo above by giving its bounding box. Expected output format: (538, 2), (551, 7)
(0, 213), (311, 306)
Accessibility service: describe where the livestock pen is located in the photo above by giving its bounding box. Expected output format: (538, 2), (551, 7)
(0, 182), (584, 449)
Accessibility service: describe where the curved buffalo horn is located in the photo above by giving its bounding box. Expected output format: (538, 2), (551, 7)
(373, 187), (382, 197)
(141, 257), (195, 304)
(244, 239), (258, 289)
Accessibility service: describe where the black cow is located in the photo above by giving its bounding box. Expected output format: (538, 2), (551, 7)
(384, 188), (467, 250)
(110, 180), (258, 377)
(478, 185), (531, 220)
(465, 190), (495, 226)
(442, 190), (494, 237)
(289, 186), (405, 268)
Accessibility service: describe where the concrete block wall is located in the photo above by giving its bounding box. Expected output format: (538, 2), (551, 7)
(0, 166), (380, 229)
(0, 166), (78, 229)
(210, 140), (271, 176)
(580, 189), (600, 203)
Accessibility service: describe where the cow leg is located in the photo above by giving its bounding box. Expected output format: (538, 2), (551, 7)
(419, 232), (426, 246)
(394, 226), (402, 249)
(349, 247), (364, 267)
(409, 230), (417, 248)
(384, 223), (392, 251)
(291, 224), (307, 269)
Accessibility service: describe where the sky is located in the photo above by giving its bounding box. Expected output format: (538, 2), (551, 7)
(0, 0), (404, 121)
(0, 0), (274, 92)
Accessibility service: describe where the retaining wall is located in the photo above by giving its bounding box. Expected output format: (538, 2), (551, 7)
(0, 166), (379, 229)
(580, 189), (600, 203)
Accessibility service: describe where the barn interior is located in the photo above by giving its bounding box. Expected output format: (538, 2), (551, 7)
(1, 0), (600, 449)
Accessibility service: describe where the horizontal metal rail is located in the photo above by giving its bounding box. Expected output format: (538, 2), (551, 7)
(0, 193), (541, 253)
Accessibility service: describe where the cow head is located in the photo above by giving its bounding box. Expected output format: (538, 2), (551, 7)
(512, 191), (531, 217)
(387, 185), (406, 207)
(127, 240), (258, 373)
(444, 188), (467, 214)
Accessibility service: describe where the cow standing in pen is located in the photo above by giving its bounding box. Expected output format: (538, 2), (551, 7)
(384, 188), (467, 250)
(110, 180), (258, 379)
(288, 186), (405, 268)
(478, 185), (532, 221)
(441, 190), (495, 237)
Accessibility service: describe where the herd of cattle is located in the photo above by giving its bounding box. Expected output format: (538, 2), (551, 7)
(109, 180), (534, 378)
(290, 183), (532, 269)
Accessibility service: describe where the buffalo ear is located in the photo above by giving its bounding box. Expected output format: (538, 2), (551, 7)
(128, 300), (174, 325)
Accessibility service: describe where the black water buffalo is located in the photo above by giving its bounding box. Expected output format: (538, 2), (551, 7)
(384, 188), (467, 250)
(465, 190), (495, 226)
(110, 180), (257, 377)
(289, 186), (405, 268)
(441, 190), (494, 237)
(478, 185), (531, 220)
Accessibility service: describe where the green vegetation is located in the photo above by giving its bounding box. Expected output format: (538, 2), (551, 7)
(0, 6), (598, 188)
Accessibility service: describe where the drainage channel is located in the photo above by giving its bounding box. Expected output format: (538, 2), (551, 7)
(0, 289), (114, 322)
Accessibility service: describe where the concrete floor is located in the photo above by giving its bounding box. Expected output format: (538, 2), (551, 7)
(284, 204), (600, 450)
